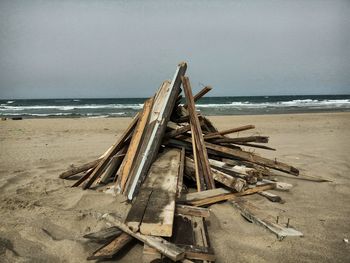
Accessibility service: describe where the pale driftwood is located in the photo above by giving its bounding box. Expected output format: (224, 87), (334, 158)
(140, 149), (181, 237)
(231, 198), (303, 239)
(103, 214), (185, 261)
(185, 157), (246, 192)
(126, 149), (181, 237)
(258, 191), (282, 203)
(180, 184), (276, 207)
(176, 204), (210, 218)
(126, 62), (187, 200)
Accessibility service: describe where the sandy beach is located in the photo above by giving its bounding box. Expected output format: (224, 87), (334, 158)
(1, 112), (349, 262)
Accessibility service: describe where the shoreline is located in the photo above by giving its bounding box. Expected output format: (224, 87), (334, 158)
(2, 110), (350, 121)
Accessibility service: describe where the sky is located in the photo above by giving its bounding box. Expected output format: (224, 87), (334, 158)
(0, 0), (349, 99)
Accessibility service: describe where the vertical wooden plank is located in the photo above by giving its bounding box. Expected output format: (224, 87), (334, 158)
(126, 62), (187, 200)
(140, 149), (181, 237)
(182, 76), (215, 190)
(176, 147), (186, 198)
(118, 97), (154, 192)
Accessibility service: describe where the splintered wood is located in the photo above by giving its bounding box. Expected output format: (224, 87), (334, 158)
(58, 62), (321, 262)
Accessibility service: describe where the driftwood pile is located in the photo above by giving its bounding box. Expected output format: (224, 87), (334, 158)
(59, 62), (326, 262)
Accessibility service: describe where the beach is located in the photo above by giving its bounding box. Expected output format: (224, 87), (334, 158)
(1, 112), (349, 262)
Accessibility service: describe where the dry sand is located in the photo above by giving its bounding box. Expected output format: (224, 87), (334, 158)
(0, 112), (349, 262)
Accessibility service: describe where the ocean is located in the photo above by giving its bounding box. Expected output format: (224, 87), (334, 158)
(0, 95), (349, 119)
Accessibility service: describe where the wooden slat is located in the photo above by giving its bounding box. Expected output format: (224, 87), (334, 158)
(231, 198), (303, 239)
(125, 149), (181, 236)
(59, 159), (101, 179)
(126, 62), (187, 200)
(185, 157), (246, 192)
(182, 76), (215, 190)
(104, 214), (185, 262)
(83, 226), (122, 242)
(204, 125), (255, 140)
(82, 114), (139, 189)
(176, 204), (210, 218)
(258, 191), (283, 203)
(87, 232), (133, 260)
(213, 136), (269, 144)
(140, 149), (181, 237)
(99, 149), (127, 184)
(179, 184), (276, 207)
(118, 97), (154, 192)
(176, 147), (186, 198)
(183, 86), (212, 109)
(173, 137), (299, 176)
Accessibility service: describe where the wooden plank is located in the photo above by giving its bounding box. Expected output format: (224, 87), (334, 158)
(258, 191), (282, 203)
(183, 86), (212, 109)
(179, 184), (276, 207)
(175, 137), (299, 176)
(126, 62), (187, 200)
(87, 232), (133, 260)
(231, 198), (303, 239)
(204, 125), (255, 140)
(213, 136), (269, 144)
(99, 149), (127, 184)
(176, 147), (186, 198)
(191, 216), (215, 262)
(118, 98), (154, 192)
(171, 215), (215, 262)
(59, 159), (101, 179)
(83, 226), (122, 242)
(231, 142), (276, 151)
(82, 114), (139, 189)
(125, 149), (181, 235)
(140, 149), (181, 237)
(185, 157), (246, 192)
(103, 214), (185, 261)
(176, 204), (210, 218)
(182, 76), (215, 190)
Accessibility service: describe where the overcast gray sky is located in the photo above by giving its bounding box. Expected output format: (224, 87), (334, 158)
(0, 0), (349, 99)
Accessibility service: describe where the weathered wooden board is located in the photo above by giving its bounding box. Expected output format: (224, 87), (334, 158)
(126, 62), (187, 200)
(83, 226), (122, 242)
(176, 147), (186, 198)
(104, 213), (185, 261)
(125, 149), (181, 236)
(59, 158), (101, 179)
(185, 157), (246, 192)
(230, 198), (303, 239)
(213, 136), (269, 144)
(140, 149), (181, 237)
(117, 97), (153, 192)
(179, 184), (276, 207)
(170, 137), (299, 176)
(258, 191), (283, 203)
(182, 76), (215, 190)
(87, 232), (133, 260)
(176, 204), (210, 218)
